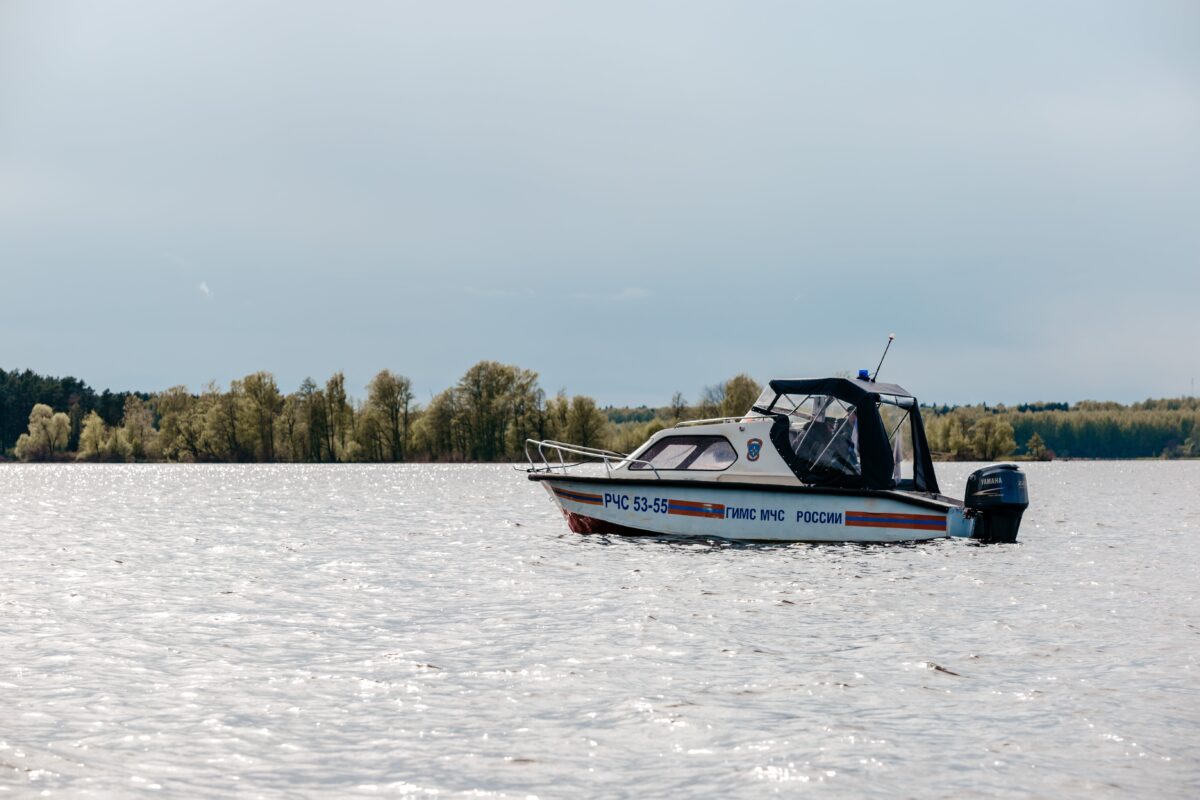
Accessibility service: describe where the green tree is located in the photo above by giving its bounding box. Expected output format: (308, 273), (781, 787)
(242, 372), (283, 461)
(926, 411), (975, 460)
(276, 393), (305, 462)
(946, 418), (970, 459)
(1025, 432), (1048, 461)
(77, 411), (107, 461)
(455, 361), (509, 460)
(154, 386), (203, 461)
(14, 403), (71, 461)
(200, 380), (245, 461)
(367, 370), (415, 461)
(67, 393), (85, 450)
(412, 388), (459, 460)
(544, 392), (570, 442)
(120, 395), (159, 460)
(325, 372), (352, 461)
(103, 426), (131, 461)
(720, 374), (762, 418)
(971, 416), (1017, 461)
(354, 403), (384, 462)
(453, 361), (537, 461)
(340, 399), (365, 463)
(408, 362), (546, 461)
(297, 377), (327, 462)
(503, 368), (545, 457)
(0, 368), (98, 452)
(565, 396), (608, 449)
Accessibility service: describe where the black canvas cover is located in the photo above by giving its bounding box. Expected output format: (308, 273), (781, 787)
(768, 377), (914, 401)
(906, 403), (940, 494)
(762, 377), (940, 494)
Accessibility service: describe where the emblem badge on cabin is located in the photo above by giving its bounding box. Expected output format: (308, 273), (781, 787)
(746, 438), (762, 462)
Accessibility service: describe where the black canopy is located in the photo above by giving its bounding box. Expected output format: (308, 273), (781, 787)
(761, 377), (940, 494)
(768, 377), (914, 400)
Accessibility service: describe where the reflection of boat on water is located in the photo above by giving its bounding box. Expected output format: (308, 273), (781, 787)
(523, 374), (1028, 544)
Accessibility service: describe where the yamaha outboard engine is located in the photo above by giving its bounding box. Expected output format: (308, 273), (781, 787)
(965, 463), (1029, 543)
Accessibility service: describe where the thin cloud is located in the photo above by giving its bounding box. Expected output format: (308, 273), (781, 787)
(570, 287), (650, 303)
(464, 286), (535, 299)
(197, 281), (213, 299)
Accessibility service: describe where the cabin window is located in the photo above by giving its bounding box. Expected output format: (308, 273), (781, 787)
(630, 435), (737, 471)
(879, 402), (914, 484)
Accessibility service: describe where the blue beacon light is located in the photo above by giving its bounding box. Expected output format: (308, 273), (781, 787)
(857, 369), (870, 380)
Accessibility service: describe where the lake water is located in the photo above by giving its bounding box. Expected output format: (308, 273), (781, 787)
(2, 462), (1197, 797)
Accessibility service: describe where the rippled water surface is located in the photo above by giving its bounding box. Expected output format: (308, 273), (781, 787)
(2, 463), (1198, 797)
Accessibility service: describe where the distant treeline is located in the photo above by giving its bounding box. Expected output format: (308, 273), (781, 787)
(0, 369), (144, 453)
(2, 365), (1198, 462)
(924, 399), (1200, 460)
(0, 365), (760, 464)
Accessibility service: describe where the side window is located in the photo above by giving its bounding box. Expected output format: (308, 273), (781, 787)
(630, 436), (738, 471)
(690, 439), (737, 469)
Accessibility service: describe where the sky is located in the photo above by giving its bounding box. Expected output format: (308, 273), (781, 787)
(2, 1), (1198, 407)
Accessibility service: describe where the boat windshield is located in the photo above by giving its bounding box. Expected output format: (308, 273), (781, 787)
(750, 386), (778, 413)
(771, 393), (865, 483)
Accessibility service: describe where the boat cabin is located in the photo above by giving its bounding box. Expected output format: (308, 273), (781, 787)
(622, 376), (940, 494)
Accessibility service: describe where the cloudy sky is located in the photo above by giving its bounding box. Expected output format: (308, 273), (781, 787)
(2, 1), (1198, 406)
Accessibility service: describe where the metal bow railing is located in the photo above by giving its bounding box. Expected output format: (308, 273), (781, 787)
(522, 439), (661, 479)
(673, 413), (773, 428)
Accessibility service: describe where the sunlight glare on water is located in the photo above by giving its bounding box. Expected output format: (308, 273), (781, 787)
(1, 463), (1198, 797)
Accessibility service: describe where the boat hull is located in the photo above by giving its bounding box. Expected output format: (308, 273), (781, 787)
(536, 476), (970, 543)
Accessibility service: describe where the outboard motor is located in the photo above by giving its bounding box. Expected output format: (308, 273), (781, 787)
(965, 463), (1029, 543)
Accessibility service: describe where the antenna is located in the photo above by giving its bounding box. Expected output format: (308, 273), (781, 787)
(871, 333), (895, 382)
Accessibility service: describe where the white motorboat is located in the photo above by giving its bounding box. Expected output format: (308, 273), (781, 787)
(524, 374), (1028, 543)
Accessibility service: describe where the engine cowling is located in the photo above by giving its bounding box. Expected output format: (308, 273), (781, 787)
(965, 463), (1029, 543)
